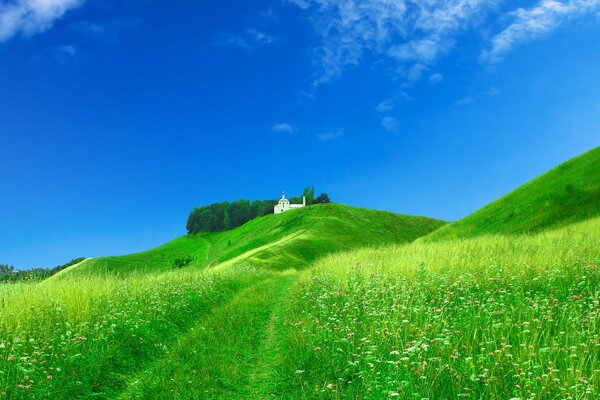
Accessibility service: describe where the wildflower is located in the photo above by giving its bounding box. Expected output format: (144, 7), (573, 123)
(47, 375), (53, 380)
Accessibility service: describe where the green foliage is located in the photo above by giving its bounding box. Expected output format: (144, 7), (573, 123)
(173, 255), (195, 269)
(314, 192), (331, 204)
(186, 188), (333, 234)
(302, 186), (315, 204)
(0, 258), (85, 283)
(426, 146), (600, 241)
(186, 199), (278, 234)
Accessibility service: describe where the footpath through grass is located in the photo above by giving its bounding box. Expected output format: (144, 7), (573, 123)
(0, 267), (275, 399)
(119, 271), (298, 399)
(59, 204), (445, 278)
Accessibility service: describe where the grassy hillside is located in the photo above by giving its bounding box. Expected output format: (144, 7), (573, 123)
(0, 204), (444, 399)
(3, 150), (598, 399)
(58, 203), (445, 278)
(425, 146), (600, 241)
(275, 217), (600, 399)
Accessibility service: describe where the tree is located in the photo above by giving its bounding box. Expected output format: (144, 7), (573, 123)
(186, 198), (278, 234)
(302, 186), (315, 205)
(314, 193), (331, 204)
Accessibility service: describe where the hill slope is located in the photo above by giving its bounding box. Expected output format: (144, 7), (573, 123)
(425, 146), (600, 241)
(58, 203), (445, 278)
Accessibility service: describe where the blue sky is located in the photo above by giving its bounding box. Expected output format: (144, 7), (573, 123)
(1, 0), (599, 269)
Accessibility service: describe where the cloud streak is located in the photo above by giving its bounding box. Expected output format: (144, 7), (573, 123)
(0, 0), (85, 42)
(483, 0), (600, 63)
(317, 130), (344, 141)
(288, 0), (496, 87)
(381, 116), (399, 132)
(272, 123), (297, 133)
(216, 29), (278, 51)
(289, 0), (600, 87)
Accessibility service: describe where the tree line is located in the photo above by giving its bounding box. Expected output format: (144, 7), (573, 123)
(0, 258), (86, 283)
(186, 187), (331, 234)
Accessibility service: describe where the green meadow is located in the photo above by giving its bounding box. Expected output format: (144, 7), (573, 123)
(1, 147), (599, 399)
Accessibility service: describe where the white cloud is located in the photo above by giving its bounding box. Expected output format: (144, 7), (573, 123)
(58, 43), (75, 55)
(217, 29), (277, 50)
(375, 99), (394, 112)
(381, 116), (400, 132)
(247, 29), (277, 44)
(317, 130), (344, 141)
(285, 0), (311, 10)
(429, 72), (443, 84)
(288, 0), (496, 86)
(483, 0), (600, 63)
(0, 0), (85, 42)
(483, 86), (499, 96)
(454, 97), (474, 106)
(272, 123), (297, 133)
(454, 86), (500, 106)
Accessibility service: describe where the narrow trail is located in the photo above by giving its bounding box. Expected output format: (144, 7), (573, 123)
(118, 271), (297, 400)
(241, 295), (290, 399)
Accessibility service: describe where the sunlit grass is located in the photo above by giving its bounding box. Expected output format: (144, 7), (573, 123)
(63, 203), (445, 277)
(278, 217), (600, 399)
(0, 266), (274, 399)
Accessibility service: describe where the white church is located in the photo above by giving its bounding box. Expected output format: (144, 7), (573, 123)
(274, 192), (306, 214)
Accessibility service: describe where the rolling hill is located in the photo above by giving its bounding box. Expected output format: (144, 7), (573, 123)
(425, 146), (600, 241)
(56, 203), (445, 278)
(3, 148), (599, 399)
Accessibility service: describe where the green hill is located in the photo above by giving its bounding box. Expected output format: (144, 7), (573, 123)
(58, 203), (445, 278)
(425, 146), (600, 241)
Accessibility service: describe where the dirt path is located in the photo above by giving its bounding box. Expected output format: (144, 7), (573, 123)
(117, 271), (297, 400)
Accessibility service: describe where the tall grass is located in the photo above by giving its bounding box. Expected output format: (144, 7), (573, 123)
(0, 266), (274, 399)
(278, 217), (600, 399)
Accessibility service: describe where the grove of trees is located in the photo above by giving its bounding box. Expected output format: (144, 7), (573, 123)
(0, 258), (86, 283)
(186, 187), (331, 234)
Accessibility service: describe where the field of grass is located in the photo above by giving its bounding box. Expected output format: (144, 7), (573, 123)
(274, 217), (599, 399)
(0, 204), (444, 399)
(0, 266), (277, 399)
(2, 150), (598, 399)
(426, 146), (600, 241)
(59, 204), (445, 277)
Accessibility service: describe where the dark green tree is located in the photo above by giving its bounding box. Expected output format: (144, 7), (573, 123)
(315, 193), (331, 204)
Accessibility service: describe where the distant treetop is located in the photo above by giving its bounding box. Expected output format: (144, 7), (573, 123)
(186, 187), (331, 234)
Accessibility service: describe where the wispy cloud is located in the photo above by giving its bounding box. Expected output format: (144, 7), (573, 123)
(0, 0), (85, 43)
(247, 29), (276, 44)
(317, 130), (344, 141)
(454, 97), (475, 106)
(429, 72), (443, 85)
(483, 0), (600, 63)
(381, 116), (400, 132)
(217, 29), (277, 50)
(375, 99), (394, 112)
(454, 86), (499, 106)
(272, 123), (297, 133)
(288, 0), (496, 87)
